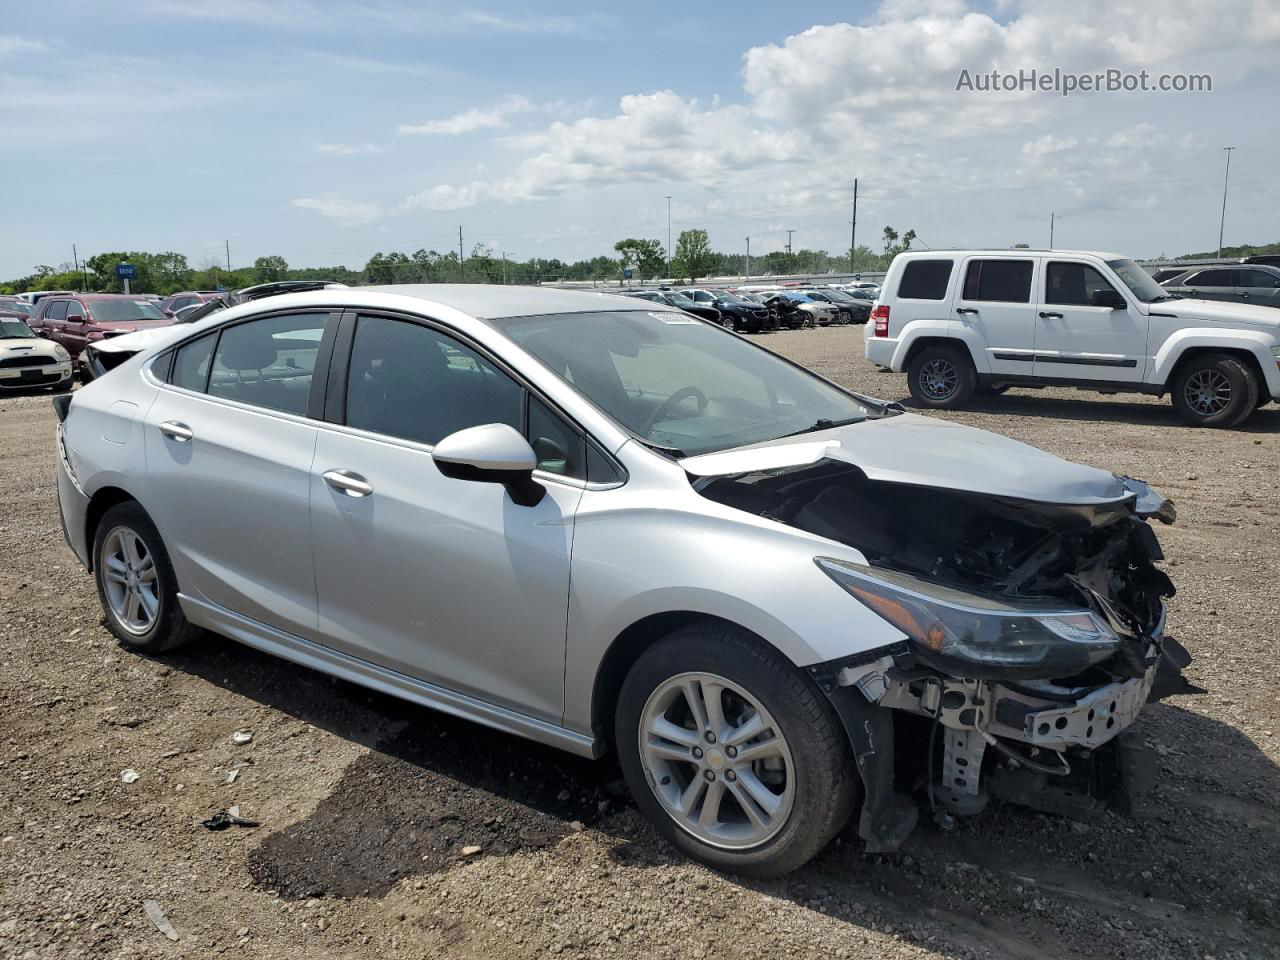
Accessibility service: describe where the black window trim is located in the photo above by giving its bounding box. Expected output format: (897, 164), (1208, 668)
(326, 308), (626, 488)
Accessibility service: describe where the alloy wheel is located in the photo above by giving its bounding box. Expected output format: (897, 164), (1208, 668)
(639, 672), (795, 850)
(100, 526), (160, 636)
(919, 357), (959, 401)
(1183, 369), (1232, 416)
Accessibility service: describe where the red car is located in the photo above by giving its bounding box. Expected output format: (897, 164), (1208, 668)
(29, 294), (173, 364)
(158, 290), (223, 317)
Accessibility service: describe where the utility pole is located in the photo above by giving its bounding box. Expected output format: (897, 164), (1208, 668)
(1217, 146), (1235, 259)
(745, 236), (751, 279)
(665, 196), (673, 278)
(225, 240), (231, 272)
(1049, 212), (1063, 249)
(458, 226), (465, 280)
(850, 178), (858, 275)
(501, 251), (508, 285)
(72, 244), (80, 290)
(785, 229), (795, 273)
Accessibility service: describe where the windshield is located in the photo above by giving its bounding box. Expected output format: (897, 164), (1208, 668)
(494, 310), (871, 457)
(714, 291), (749, 303)
(1106, 259), (1170, 302)
(666, 293), (698, 308)
(822, 289), (855, 302)
(0, 319), (37, 338)
(88, 299), (169, 323)
(0, 301), (32, 316)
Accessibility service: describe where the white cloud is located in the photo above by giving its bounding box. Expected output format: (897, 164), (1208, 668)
(0, 35), (49, 55)
(291, 196), (382, 224)
(316, 143), (383, 156)
(397, 95), (535, 135)
(140, 0), (319, 24)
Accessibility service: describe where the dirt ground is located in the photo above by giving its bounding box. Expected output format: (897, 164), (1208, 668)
(2, 326), (1277, 960)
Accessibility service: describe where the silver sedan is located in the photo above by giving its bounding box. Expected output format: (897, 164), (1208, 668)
(55, 285), (1185, 875)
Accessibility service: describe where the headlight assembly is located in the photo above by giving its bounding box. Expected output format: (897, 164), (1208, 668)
(54, 344), (70, 361)
(816, 557), (1120, 679)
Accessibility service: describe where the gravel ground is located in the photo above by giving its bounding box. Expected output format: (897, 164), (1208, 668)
(1, 327), (1277, 960)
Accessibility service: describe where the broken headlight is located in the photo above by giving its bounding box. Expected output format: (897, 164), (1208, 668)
(816, 558), (1120, 679)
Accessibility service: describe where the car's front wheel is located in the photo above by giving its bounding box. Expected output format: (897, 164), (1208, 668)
(1171, 353), (1259, 427)
(616, 624), (856, 878)
(93, 501), (201, 654)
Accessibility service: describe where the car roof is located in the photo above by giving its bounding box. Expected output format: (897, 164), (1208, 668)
(896, 248), (1128, 261)
(361, 284), (653, 319)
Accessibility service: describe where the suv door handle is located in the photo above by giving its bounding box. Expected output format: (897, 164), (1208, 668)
(1240, 293), (1250, 299)
(322, 469), (374, 498)
(956, 307), (978, 315)
(1038, 311), (1063, 319)
(158, 421), (193, 442)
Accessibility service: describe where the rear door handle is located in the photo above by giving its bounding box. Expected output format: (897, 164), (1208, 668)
(955, 307), (978, 315)
(158, 421), (193, 442)
(1038, 311), (1063, 319)
(322, 469), (374, 498)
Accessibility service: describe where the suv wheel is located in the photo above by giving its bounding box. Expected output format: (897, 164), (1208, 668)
(721, 314), (735, 331)
(616, 625), (856, 878)
(907, 345), (977, 409)
(93, 501), (201, 653)
(1171, 353), (1259, 427)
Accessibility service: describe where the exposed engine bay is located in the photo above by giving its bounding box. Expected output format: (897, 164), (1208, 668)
(692, 458), (1194, 850)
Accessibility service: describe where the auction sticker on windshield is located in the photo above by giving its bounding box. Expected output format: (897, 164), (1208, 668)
(649, 312), (700, 325)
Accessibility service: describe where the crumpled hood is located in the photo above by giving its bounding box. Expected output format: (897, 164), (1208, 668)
(0, 336), (61, 358)
(89, 324), (190, 354)
(1156, 298), (1280, 329)
(680, 412), (1133, 505)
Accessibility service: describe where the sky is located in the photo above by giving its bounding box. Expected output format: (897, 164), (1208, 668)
(2, 0), (1279, 278)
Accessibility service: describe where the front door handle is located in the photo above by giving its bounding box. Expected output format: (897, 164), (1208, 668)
(1240, 293), (1250, 299)
(1038, 311), (1063, 319)
(158, 421), (193, 442)
(323, 469), (374, 498)
(956, 307), (978, 315)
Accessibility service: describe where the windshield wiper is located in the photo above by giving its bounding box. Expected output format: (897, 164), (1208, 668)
(779, 415), (866, 439)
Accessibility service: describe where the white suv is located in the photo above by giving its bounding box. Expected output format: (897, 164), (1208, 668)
(865, 249), (1280, 427)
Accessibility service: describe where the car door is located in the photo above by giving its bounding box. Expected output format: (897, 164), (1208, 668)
(953, 257), (1037, 376)
(60, 300), (93, 358)
(142, 310), (335, 637)
(1236, 268), (1280, 309)
(1179, 268), (1238, 303)
(309, 312), (584, 723)
(37, 298), (68, 345)
(1033, 260), (1148, 384)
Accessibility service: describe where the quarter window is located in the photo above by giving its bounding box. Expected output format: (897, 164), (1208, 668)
(896, 260), (953, 300)
(962, 259), (1033, 303)
(207, 312), (328, 416)
(344, 316), (522, 446)
(1045, 263), (1120, 307)
(528, 396), (585, 480)
(171, 332), (217, 392)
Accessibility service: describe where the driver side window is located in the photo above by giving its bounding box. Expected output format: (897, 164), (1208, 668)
(1045, 262), (1119, 307)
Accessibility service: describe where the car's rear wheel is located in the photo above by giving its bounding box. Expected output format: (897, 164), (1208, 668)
(907, 344), (977, 409)
(93, 501), (200, 654)
(616, 624), (856, 878)
(1171, 353), (1259, 427)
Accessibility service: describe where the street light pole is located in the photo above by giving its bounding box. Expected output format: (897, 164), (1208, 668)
(745, 236), (751, 279)
(665, 196), (673, 278)
(1217, 146), (1235, 259)
(850, 178), (858, 275)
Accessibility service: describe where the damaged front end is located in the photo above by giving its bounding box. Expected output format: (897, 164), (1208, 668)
(694, 455), (1192, 851)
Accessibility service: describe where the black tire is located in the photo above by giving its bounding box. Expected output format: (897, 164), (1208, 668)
(907, 344), (977, 409)
(615, 624), (856, 878)
(1171, 353), (1259, 428)
(93, 501), (200, 654)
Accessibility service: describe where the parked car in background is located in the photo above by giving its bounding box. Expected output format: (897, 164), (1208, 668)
(624, 290), (725, 327)
(677, 289), (772, 333)
(1149, 267), (1189, 284)
(159, 291), (223, 317)
(28, 294), (172, 365)
(1160, 264), (1280, 309)
(0, 311), (72, 391)
(14, 290), (74, 306)
(1242, 254), (1280, 269)
(56, 283), (1187, 877)
(764, 292), (834, 328)
(0, 297), (35, 318)
(867, 249), (1280, 426)
(796, 289), (870, 325)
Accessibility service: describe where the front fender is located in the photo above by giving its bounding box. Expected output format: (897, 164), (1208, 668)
(1150, 328), (1280, 397)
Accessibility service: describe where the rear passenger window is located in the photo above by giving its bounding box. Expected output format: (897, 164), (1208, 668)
(896, 260), (953, 300)
(207, 312), (327, 415)
(1184, 269), (1236, 287)
(962, 260), (1033, 303)
(171, 332), (216, 392)
(345, 316), (522, 446)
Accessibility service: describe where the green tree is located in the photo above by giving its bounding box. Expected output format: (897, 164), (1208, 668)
(613, 238), (665, 281)
(254, 255), (289, 283)
(882, 226), (899, 254)
(672, 229), (713, 282)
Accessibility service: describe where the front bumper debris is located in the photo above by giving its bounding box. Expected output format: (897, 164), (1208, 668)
(811, 624), (1195, 852)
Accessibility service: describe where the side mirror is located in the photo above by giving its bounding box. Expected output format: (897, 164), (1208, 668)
(432, 423), (544, 507)
(1091, 289), (1127, 309)
(65, 313), (85, 324)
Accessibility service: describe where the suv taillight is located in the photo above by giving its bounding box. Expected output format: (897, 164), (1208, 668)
(871, 304), (890, 336)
